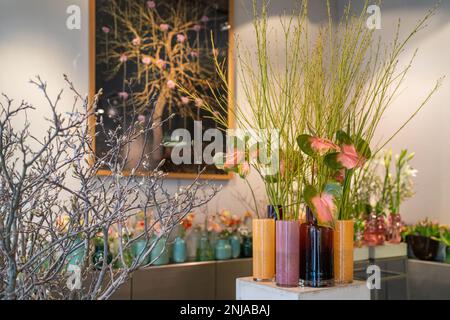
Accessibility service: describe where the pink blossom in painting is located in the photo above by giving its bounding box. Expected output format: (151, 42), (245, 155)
(177, 34), (186, 43)
(118, 92), (129, 100)
(167, 80), (176, 89)
(132, 37), (141, 46)
(181, 97), (190, 105)
(102, 26), (110, 34)
(119, 54), (128, 63)
(160, 23), (170, 32)
(141, 55), (152, 65)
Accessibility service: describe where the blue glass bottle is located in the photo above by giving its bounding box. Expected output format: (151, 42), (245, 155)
(150, 236), (170, 266)
(132, 239), (150, 266)
(172, 236), (187, 263)
(215, 238), (232, 260)
(230, 234), (241, 259)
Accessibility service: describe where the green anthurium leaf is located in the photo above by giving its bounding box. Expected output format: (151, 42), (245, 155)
(297, 134), (316, 157)
(324, 182), (343, 202)
(335, 130), (353, 145)
(324, 152), (344, 170)
(354, 136), (371, 160)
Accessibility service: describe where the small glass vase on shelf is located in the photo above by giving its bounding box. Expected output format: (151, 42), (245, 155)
(363, 213), (385, 246)
(276, 219), (299, 287)
(215, 238), (232, 260)
(196, 231), (214, 261)
(299, 208), (334, 288)
(386, 213), (403, 244)
(252, 217), (275, 282)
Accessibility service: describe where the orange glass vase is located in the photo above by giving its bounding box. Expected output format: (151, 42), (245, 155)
(334, 220), (354, 284)
(252, 219), (275, 281)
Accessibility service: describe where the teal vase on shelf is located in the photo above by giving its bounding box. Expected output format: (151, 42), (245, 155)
(197, 232), (214, 261)
(446, 247), (450, 264)
(230, 234), (241, 259)
(215, 238), (232, 260)
(172, 236), (187, 263)
(150, 236), (170, 266)
(132, 239), (150, 266)
(68, 238), (85, 267)
(242, 236), (253, 258)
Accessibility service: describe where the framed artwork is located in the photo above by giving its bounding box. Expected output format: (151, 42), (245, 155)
(89, 0), (234, 180)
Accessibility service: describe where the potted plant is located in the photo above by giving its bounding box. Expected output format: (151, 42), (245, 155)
(439, 227), (450, 264)
(402, 219), (442, 261)
(385, 150), (416, 243)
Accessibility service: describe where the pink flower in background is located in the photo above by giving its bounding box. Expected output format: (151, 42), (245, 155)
(132, 37), (141, 46)
(181, 97), (190, 105)
(138, 114), (146, 123)
(119, 54), (128, 63)
(193, 24), (202, 32)
(147, 1), (156, 9)
(309, 136), (339, 155)
(102, 26), (110, 34)
(190, 51), (199, 58)
(311, 193), (336, 225)
(155, 59), (166, 69)
(141, 55), (152, 65)
(223, 150), (245, 170)
(160, 23), (170, 32)
(337, 144), (365, 169)
(177, 34), (186, 43)
(118, 92), (129, 100)
(207, 221), (222, 234)
(195, 98), (203, 107)
(167, 80), (176, 89)
(201, 15), (209, 23)
(238, 162), (251, 178)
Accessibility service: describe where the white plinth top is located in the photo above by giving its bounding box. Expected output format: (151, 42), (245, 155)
(236, 277), (370, 300)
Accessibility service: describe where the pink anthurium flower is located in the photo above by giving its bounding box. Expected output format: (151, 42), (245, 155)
(138, 114), (146, 123)
(311, 193), (336, 225)
(337, 144), (365, 169)
(147, 1), (156, 9)
(310, 136), (340, 155)
(190, 51), (199, 58)
(102, 26), (110, 34)
(193, 24), (202, 32)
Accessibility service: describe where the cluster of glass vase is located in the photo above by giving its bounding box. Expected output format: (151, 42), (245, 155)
(253, 206), (354, 288)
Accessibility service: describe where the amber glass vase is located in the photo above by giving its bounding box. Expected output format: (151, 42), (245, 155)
(299, 208), (334, 287)
(252, 219), (275, 281)
(276, 220), (299, 287)
(334, 220), (354, 284)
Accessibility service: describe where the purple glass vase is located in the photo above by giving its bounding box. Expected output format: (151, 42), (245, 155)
(299, 208), (334, 287)
(276, 220), (300, 287)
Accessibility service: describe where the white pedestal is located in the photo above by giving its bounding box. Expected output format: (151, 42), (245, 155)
(369, 243), (407, 259)
(236, 277), (370, 300)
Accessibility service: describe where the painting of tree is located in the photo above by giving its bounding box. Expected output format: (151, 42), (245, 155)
(92, 0), (232, 177)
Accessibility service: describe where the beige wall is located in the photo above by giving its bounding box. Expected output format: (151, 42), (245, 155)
(0, 0), (448, 224)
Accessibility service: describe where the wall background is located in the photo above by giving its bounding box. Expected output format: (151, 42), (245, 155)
(0, 0), (448, 225)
